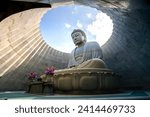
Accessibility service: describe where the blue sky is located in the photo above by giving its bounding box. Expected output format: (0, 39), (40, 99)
(40, 5), (113, 53)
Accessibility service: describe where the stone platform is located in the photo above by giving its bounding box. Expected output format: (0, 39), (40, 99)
(53, 68), (120, 94)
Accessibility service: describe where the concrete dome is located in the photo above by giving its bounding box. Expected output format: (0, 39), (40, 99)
(0, 0), (150, 91)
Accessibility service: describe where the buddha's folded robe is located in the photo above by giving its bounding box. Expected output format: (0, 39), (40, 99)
(68, 41), (103, 68)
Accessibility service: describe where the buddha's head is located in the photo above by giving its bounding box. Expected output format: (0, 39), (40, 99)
(71, 29), (87, 46)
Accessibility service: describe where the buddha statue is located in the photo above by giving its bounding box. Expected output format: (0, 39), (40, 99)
(53, 29), (118, 94)
(68, 29), (106, 69)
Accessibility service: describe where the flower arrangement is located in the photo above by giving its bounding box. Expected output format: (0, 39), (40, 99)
(27, 72), (38, 81)
(44, 66), (55, 75)
(41, 66), (55, 82)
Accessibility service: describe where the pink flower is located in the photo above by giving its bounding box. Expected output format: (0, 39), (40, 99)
(44, 66), (55, 75)
(27, 72), (38, 80)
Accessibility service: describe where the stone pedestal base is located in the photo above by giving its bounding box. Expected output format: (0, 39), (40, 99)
(53, 68), (119, 94)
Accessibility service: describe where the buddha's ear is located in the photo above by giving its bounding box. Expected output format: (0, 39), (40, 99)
(81, 35), (85, 41)
(81, 36), (87, 43)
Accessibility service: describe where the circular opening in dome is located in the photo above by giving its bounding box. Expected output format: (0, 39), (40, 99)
(40, 5), (113, 53)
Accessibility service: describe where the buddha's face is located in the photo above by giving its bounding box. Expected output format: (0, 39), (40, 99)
(71, 31), (84, 46)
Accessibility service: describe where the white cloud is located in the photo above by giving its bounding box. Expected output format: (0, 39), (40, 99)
(86, 13), (92, 18)
(71, 6), (78, 14)
(87, 12), (113, 46)
(64, 23), (71, 29)
(77, 20), (83, 28)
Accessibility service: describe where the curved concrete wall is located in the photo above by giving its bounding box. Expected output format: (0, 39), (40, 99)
(0, 2), (150, 91)
(0, 8), (69, 91)
(100, 8), (150, 89)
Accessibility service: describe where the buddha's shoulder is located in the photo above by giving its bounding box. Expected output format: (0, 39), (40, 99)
(85, 41), (100, 47)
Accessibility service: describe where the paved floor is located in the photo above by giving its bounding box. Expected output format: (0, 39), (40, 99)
(0, 90), (150, 100)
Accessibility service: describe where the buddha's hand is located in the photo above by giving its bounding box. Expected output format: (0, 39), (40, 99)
(69, 65), (77, 68)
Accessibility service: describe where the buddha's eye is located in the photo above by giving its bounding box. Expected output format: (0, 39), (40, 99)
(72, 35), (75, 38)
(75, 34), (79, 37)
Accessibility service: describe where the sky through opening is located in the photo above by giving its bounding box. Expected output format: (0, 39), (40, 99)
(40, 5), (113, 53)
